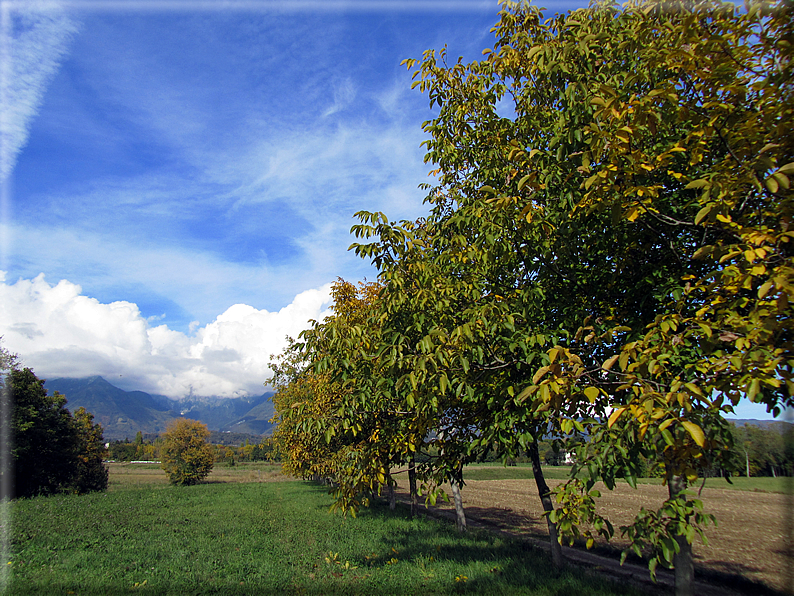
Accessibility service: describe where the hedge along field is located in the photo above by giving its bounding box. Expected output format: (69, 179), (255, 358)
(8, 474), (641, 596)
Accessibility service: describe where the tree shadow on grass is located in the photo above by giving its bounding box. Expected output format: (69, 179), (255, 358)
(345, 499), (642, 596)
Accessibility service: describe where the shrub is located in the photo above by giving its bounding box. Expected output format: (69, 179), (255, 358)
(160, 418), (214, 485)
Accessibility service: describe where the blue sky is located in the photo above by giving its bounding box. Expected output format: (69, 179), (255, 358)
(0, 0), (779, 418)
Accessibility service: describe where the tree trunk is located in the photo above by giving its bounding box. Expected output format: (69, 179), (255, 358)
(408, 455), (418, 518)
(386, 470), (396, 510)
(450, 479), (467, 532)
(668, 475), (694, 596)
(528, 439), (564, 568)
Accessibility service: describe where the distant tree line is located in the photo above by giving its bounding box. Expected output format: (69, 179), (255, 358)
(108, 433), (277, 465)
(729, 423), (793, 478)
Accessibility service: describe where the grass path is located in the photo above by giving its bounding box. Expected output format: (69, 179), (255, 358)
(9, 480), (640, 595)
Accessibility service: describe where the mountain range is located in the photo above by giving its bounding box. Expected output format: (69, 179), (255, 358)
(43, 376), (275, 441)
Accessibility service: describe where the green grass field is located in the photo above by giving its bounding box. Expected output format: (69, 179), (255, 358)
(463, 465), (792, 493)
(8, 467), (640, 596)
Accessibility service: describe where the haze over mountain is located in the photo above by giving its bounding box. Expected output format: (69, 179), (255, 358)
(44, 376), (275, 441)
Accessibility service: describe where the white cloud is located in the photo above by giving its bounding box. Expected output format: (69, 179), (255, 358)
(0, 271), (332, 398)
(0, 1), (78, 182)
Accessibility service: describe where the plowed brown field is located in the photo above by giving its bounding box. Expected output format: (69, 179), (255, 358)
(393, 472), (791, 594)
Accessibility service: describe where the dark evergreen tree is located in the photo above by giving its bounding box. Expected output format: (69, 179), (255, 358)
(2, 366), (108, 498)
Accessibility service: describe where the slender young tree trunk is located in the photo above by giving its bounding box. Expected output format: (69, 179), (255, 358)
(668, 475), (694, 596)
(385, 469), (396, 510)
(450, 480), (467, 532)
(408, 454), (418, 518)
(528, 439), (564, 568)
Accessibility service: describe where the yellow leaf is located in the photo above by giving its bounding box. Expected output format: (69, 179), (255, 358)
(532, 366), (550, 384)
(548, 347), (559, 363)
(758, 281), (773, 298)
(625, 207), (639, 222)
(584, 386), (599, 402)
(602, 354), (619, 371)
(765, 176), (779, 193)
(608, 407), (626, 428)
(692, 245), (712, 260)
(681, 420), (705, 447)
(684, 382), (702, 396)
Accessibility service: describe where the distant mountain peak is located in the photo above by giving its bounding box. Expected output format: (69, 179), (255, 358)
(44, 376), (274, 440)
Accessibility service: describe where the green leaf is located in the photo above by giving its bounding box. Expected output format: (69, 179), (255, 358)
(694, 205), (712, 224)
(517, 174), (533, 191)
(776, 161), (794, 175)
(692, 245), (712, 260)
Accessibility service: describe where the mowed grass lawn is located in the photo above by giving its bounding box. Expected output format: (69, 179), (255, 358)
(8, 464), (641, 596)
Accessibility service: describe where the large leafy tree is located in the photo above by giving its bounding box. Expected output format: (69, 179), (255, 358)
(352, 0), (791, 594)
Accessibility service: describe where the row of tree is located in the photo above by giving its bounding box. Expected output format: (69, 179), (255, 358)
(271, 1), (793, 594)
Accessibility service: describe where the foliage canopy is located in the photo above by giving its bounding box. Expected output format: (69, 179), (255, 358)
(273, 0), (792, 590)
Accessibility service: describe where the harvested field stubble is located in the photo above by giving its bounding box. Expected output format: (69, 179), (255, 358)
(107, 462), (290, 491)
(393, 471), (790, 594)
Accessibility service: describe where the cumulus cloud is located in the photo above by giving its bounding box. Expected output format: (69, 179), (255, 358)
(1, 1), (79, 182)
(0, 272), (332, 398)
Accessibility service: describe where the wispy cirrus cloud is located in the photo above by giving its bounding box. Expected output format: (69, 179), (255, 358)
(322, 77), (356, 117)
(0, 1), (79, 182)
